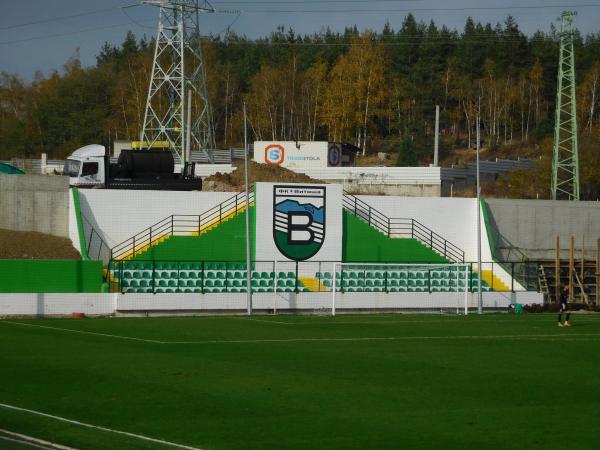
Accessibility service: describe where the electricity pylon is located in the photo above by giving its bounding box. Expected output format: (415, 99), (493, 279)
(552, 11), (579, 201)
(141, 0), (215, 164)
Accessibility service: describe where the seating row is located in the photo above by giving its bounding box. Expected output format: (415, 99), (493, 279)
(319, 271), (471, 280)
(121, 279), (299, 288)
(116, 262), (264, 271)
(115, 270), (297, 280)
(122, 287), (306, 294)
(322, 279), (474, 288)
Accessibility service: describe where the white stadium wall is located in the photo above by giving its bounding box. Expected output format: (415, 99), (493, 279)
(355, 196), (519, 288)
(73, 189), (520, 289)
(78, 189), (234, 248)
(0, 293), (116, 316)
(296, 167), (441, 196)
(0, 291), (542, 316)
(76, 190), (495, 263)
(358, 196), (484, 260)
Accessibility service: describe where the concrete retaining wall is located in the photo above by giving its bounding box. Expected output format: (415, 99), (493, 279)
(342, 182), (440, 196)
(486, 199), (600, 260)
(0, 174), (69, 237)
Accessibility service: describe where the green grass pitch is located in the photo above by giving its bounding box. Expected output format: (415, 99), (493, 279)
(0, 314), (599, 450)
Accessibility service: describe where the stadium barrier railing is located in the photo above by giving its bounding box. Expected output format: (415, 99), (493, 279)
(110, 190), (254, 261)
(342, 192), (465, 263)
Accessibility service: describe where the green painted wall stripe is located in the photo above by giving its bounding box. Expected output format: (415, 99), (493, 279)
(251, 199), (256, 261)
(480, 198), (516, 280)
(0, 260), (103, 293)
(133, 207), (254, 262)
(342, 211), (448, 263)
(480, 198), (497, 260)
(72, 188), (90, 261)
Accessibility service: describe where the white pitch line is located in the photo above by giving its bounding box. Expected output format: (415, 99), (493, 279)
(0, 428), (77, 450)
(241, 318), (294, 325)
(3, 320), (600, 345)
(235, 317), (600, 326)
(163, 333), (600, 345)
(0, 435), (57, 449)
(0, 403), (203, 450)
(303, 318), (600, 326)
(0, 321), (162, 344)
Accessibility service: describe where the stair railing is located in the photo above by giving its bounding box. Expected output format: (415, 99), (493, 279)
(111, 190), (254, 261)
(342, 191), (465, 263)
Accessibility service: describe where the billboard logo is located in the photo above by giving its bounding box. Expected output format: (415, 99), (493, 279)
(273, 185), (326, 261)
(265, 144), (285, 165)
(328, 143), (341, 166)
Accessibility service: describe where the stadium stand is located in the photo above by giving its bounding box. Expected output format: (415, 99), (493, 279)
(107, 189), (495, 294)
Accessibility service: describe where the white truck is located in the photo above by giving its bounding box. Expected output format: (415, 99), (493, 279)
(63, 144), (201, 190)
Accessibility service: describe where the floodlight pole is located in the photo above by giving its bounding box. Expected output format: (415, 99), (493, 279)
(476, 98), (483, 314)
(185, 89), (192, 165)
(433, 105), (440, 167)
(244, 102), (252, 315)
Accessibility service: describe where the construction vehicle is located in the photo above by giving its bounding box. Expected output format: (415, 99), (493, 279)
(64, 144), (201, 190)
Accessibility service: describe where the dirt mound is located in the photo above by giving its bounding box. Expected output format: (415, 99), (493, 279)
(203, 160), (323, 191)
(0, 228), (81, 259)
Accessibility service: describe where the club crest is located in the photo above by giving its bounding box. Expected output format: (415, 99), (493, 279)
(273, 185), (326, 261)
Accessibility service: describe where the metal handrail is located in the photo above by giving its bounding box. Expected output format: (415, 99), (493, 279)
(111, 190), (254, 261)
(342, 191), (465, 263)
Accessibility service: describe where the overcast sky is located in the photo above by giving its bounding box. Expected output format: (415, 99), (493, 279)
(1, 0), (599, 79)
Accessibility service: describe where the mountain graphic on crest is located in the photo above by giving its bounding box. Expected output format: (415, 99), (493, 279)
(275, 199), (324, 223)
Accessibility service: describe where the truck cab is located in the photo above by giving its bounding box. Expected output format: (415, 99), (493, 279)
(63, 144), (106, 188)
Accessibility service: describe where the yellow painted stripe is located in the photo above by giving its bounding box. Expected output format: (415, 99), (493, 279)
(298, 277), (321, 292)
(480, 270), (510, 291)
(115, 201), (254, 261)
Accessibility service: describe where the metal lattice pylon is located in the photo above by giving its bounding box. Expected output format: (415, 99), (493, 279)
(141, 0), (215, 164)
(552, 11), (580, 201)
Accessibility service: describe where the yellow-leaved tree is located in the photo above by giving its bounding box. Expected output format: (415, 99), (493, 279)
(323, 32), (388, 154)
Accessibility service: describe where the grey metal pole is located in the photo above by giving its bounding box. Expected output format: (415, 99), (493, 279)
(244, 102), (252, 315)
(185, 89), (192, 166)
(433, 105), (439, 167)
(476, 98), (483, 314)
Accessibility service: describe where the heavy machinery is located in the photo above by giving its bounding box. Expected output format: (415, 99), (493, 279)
(63, 144), (201, 190)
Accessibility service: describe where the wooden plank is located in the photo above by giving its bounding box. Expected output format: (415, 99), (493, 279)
(596, 238), (600, 306)
(569, 236), (574, 302)
(581, 236), (585, 282)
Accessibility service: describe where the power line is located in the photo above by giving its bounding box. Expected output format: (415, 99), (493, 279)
(121, 7), (156, 30)
(0, 23), (563, 47)
(230, 4), (600, 13)
(3, 2), (596, 33)
(0, 21), (153, 45)
(0, 5), (139, 31)
(1, 2), (594, 47)
(214, 38), (551, 47)
(214, 0), (420, 3)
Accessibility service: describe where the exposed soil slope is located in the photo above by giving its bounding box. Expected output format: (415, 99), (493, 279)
(0, 228), (81, 259)
(203, 160), (322, 191)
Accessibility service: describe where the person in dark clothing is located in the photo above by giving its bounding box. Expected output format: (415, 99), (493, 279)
(558, 284), (572, 327)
